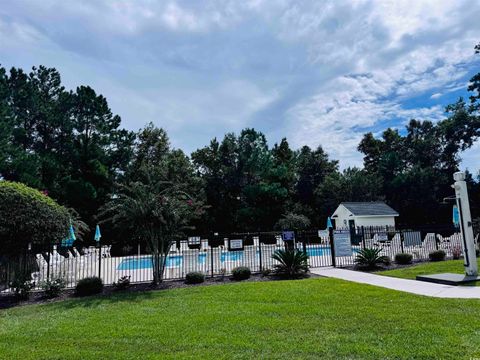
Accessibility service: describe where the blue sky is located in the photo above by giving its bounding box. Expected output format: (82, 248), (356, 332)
(1, 0), (479, 171)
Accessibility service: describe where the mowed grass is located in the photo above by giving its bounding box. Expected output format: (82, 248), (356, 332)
(1, 278), (480, 360)
(378, 258), (480, 285)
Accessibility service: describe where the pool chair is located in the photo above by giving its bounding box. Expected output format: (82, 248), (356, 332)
(423, 233), (437, 251)
(100, 245), (111, 258)
(179, 241), (189, 252)
(51, 249), (65, 263)
(169, 242), (178, 254)
(388, 233), (402, 252)
(402, 231), (423, 258)
(275, 235), (283, 246)
(35, 254), (49, 270)
(200, 239), (210, 251)
(69, 248), (86, 267)
(73, 247), (83, 258)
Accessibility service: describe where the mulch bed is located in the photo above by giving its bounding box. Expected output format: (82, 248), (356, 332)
(0, 273), (320, 310)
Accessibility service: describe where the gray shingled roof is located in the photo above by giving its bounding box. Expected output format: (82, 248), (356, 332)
(341, 202), (398, 216)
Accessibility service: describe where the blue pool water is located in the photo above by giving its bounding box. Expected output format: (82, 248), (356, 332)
(116, 246), (351, 271)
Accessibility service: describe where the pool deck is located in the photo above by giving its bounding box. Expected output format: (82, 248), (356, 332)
(311, 267), (480, 299)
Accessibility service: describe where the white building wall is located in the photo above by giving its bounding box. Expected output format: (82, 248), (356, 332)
(332, 205), (353, 229)
(354, 216), (396, 228)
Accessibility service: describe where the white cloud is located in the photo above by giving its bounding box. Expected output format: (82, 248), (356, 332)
(280, 1), (480, 168)
(0, 0), (479, 171)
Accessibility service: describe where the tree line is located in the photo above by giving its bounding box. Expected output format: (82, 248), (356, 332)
(0, 44), (479, 250)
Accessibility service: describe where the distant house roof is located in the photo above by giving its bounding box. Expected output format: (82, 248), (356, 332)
(340, 202), (399, 216)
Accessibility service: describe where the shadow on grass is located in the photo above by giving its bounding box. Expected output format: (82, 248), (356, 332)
(46, 288), (160, 310)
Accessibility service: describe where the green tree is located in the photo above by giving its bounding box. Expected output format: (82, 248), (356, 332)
(293, 145), (338, 224)
(275, 213), (311, 231)
(101, 177), (203, 284)
(0, 181), (70, 254)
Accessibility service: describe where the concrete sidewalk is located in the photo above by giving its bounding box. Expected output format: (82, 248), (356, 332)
(311, 267), (480, 299)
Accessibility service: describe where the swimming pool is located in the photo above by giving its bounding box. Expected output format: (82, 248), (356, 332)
(116, 246), (353, 270)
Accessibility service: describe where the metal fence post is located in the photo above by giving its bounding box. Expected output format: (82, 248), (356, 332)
(98, 239), (102, 279)
(258, 240), (263, 272)
(210, 247), (214, 278)
(361, 226), (366, 249)
(329, 227), (336, 267)
(46, 244), (51, 281)
(400, 231), (404, 253)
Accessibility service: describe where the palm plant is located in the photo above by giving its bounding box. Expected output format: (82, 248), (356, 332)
(101, 178), (203, 284)
(271, 249), (309, 278)
(355, 248), (389, 270)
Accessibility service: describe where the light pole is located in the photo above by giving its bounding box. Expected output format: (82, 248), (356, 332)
(453, 172), (478, 276)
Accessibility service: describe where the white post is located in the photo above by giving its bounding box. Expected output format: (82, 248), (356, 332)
(453, 172), (478, 276)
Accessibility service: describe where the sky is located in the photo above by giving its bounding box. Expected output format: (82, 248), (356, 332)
(1, 0), (480, 171)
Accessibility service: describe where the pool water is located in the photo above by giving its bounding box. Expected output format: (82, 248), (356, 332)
(116, 246), (353, 270)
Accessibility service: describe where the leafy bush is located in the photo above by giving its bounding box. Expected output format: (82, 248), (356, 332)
(476, 248), (480, 257)
(355, 248), (389, 270)
(429, 250), (446, 262)
(452, 246), (462, 260)
(0, 181), (71, 255)
(185, 272), (205, 284)
(9, 276), (33, 300)
(41, 278), (66, 298)
(271, 249), (309, 278)
(395, 253), (413, 265)
(113, 276), (131, 290)
(219, 268), (226, 282)
(232, 266), (251, 281)
(75, 277), (103, 296)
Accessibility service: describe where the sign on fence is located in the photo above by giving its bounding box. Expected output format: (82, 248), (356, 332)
(333, 230), (353, 256)
(229, 239), (244, 251)
(375, 232), (388, 242)
(282, 231), (295, 241)
(188, 236), (201, 245)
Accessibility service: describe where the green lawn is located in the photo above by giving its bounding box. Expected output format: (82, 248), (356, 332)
(1, 278), (479, 359)
(378, 258), (480, 285)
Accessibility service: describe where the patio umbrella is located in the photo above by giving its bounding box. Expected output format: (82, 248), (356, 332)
(69, 224), (76, 242)
(326, 217), (333, 229)
(61, 224), (75, 247)
(94, 224), (102, 242)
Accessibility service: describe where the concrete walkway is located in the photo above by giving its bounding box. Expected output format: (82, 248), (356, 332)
(311, 267), (480, 299)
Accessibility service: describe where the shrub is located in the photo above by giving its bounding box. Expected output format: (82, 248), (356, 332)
(232, 266), (251, 281)
(271, 249), (309, 278)
(429, 250), (446, 262)
(261, 268), (272, 277)
(395, 253), (413, 265)
(383, 256), (392, 266)
(113, 276), (131, 290)
(355, 248), (389, 270)
(185, 272), (205, 284)
(452, 246), (462, 260)
(9, 276), (33, 300)
(476, 248), (480, 257)
(75, 277), (103, 296)
(219, 268), (226, 282)
(0, 181), (71, 255)
(41, 278), (66, 298)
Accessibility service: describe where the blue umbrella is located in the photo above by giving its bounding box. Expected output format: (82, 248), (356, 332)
(61, 224), (75, 247)
(69, 224), (76, 241)
(94, 224), (102, 242)
(326, 217), (333, 229)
